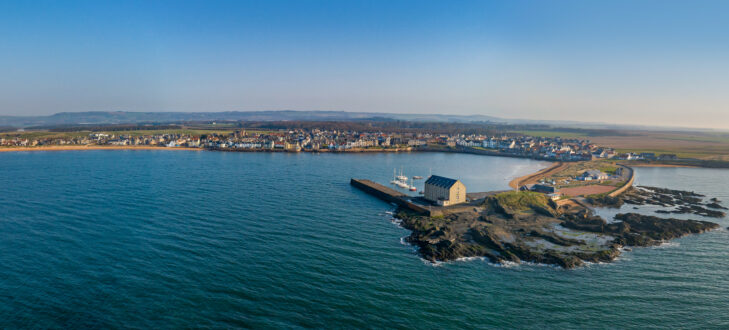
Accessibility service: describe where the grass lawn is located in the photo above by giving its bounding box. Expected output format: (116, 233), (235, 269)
(493, 191), (550, 213)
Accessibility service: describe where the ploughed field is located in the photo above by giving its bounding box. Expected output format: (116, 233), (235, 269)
(513, 128), (729, 161)
(559, 185), (616, 197)
(396, 190), (722, 268)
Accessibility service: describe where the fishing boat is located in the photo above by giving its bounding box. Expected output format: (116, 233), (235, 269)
(390, 168), (398, 185)
(407, 177), (417, 191)
(396, 167), (408, 182)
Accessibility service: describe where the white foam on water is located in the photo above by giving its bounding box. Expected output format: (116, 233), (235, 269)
(519, 261), (563, 269)
(420, 258), (444, 267)
(653, 241), (680, 249)
(582, 260), (611, 267)
(455, 256), (487, 262)
(491, 260), (522, 268)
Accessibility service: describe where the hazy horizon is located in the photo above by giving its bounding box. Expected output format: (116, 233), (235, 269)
(1, 0), (728, 129)
(4, 109), (729, 132)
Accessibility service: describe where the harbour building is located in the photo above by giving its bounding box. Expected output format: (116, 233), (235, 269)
(424, 175), (466, 206)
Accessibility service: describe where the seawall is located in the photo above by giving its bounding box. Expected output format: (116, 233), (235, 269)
(608, 165), (635, 197)
(350, 179), (436, 216)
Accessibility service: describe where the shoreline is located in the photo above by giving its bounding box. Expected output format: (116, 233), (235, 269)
(508, 162), (566, 189)
(626, 163), (700, 168)
(1, 145), (725, 171)
(0, 146), (203, 152)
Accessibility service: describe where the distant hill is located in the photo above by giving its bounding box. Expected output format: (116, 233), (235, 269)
(0, 111), (505, 128)
(0, 110), (719, 132)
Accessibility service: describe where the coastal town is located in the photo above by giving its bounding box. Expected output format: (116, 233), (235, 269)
(0, 127), (678, 162)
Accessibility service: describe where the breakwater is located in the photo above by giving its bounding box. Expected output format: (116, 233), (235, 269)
(418, 146), (583, 162)
(350, 179), (436, 216)
(608, 165), (635, 197)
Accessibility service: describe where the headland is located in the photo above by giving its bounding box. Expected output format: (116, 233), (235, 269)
(352, 163), (724, 268)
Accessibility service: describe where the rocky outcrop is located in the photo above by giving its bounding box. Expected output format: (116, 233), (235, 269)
(591, 186), (727, 218)
(564, 212), (719, 247)
(395, 190), (721, 269)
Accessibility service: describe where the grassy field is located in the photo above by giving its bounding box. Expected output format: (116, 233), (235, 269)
(597, 164), (619, 175)
(510, 130), (589, 139)
(492, 191), (550, 213)
(512, 128), (729, 160)
(93, 129), (236, 137)
(543, 160), (626, 185)
(0, 131), (89, 139)
(590, 131), (729, 160)
(0, 128), (279, 139)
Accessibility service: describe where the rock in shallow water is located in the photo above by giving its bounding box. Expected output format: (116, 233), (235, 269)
(397, 191), (721, 269)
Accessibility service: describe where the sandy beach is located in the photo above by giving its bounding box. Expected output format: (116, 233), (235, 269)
(0, 146), (203, 152)
(627, 163), (699, 168)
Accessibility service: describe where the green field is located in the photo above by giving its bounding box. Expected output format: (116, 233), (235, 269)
(510, 130), (589, 139)
(0, 128), (279, 140)
(492, 191), (551, 213)
(0, 131), (89, 139)
(95, 129), (236, 137)
(512, 128), (729, 160)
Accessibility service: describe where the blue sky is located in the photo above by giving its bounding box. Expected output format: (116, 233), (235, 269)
(1, 0), (728, 129)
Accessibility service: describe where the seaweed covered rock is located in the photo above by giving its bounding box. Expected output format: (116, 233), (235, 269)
(390, 189), (720, 269)
(587, 194), (625, 207)
(621, 186), (727, 217)
(562, 212), (718, 247)
(613, 213), (719, 241)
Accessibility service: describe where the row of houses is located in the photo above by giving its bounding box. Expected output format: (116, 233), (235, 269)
(0, 129), (678, 163)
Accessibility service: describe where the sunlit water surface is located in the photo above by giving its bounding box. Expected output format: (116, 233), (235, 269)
(0, 151), (727, 328)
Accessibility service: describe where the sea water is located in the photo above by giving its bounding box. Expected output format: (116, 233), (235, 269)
(1, 151), (727, 328)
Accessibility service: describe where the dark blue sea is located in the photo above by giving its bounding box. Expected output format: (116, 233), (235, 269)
(1, 150), (728, 328)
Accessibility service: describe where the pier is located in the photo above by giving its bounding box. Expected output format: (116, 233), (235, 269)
(350, 179), (435, 215)
(350, 178), (507, 216)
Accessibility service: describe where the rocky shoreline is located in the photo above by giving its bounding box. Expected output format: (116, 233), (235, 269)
(590, 186), (727, 218)
(395, 190), (722, 269)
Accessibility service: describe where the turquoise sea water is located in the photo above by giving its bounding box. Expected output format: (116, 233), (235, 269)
(1, 151), (728, 328)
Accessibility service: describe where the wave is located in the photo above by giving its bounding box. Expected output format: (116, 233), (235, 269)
(455, 256), (487, 262)
(653, 241), (681, 249)
(422, 257), (565, 269)
(420, 258), (444, 267)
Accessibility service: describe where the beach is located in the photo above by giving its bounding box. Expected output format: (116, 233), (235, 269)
(0, 146), (202, 152)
